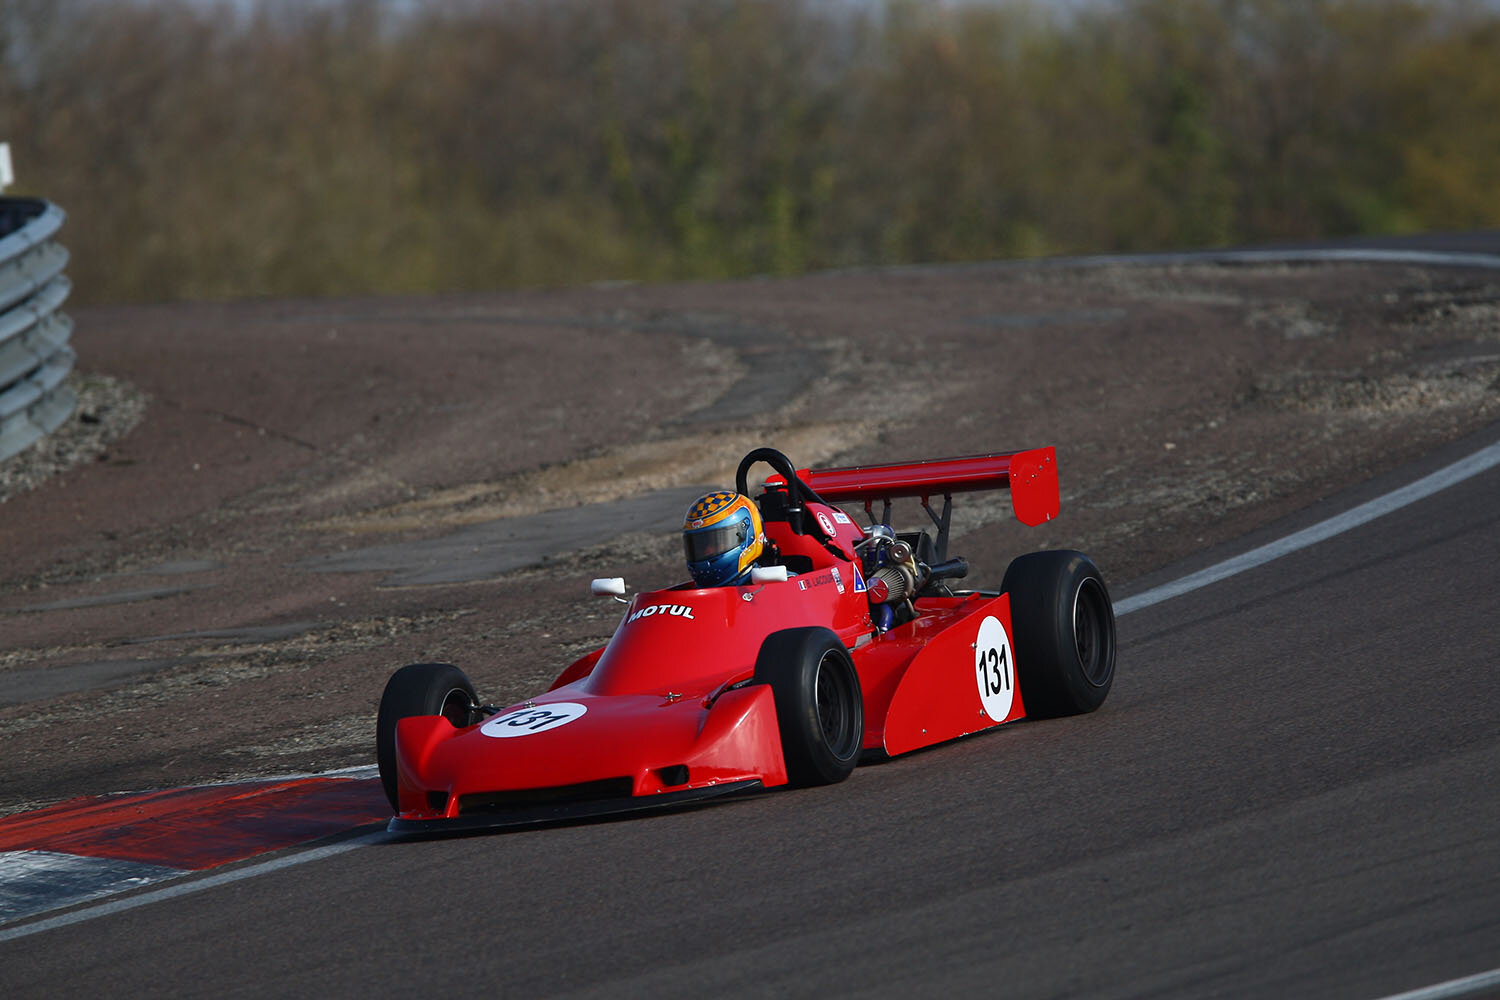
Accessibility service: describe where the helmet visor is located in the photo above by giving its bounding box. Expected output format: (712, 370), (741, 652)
(684, 521), (748, 563)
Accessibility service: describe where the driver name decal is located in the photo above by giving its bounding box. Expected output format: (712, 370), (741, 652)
(974, 615), (1015, 722)
(481, 702), (588, 738)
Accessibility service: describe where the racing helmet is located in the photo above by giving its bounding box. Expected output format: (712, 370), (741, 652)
(682, 491), (765, 587)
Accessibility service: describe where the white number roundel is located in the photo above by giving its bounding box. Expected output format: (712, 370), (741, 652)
(974, 615), (1014, 721)
(480, 702), (587, 738)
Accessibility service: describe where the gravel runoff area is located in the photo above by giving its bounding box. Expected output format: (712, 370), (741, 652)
(0, 256), (1497, 815)
(0, 373), (148, 505)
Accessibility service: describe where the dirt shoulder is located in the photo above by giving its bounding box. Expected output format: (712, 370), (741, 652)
(1, 260), (1497, 815)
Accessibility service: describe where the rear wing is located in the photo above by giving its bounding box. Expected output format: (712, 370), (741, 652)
(793, 448), (1059, 527)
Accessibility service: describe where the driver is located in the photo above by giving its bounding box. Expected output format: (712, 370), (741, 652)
(682, 491), (767, 587)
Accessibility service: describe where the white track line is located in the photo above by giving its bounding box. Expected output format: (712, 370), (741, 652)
(1114, 434), (1500, 1000)
(1062, 247), (1500, 272)
(248, 763), (379, 784)
(1114, 439), (1500, 616)
(0, 831), (388, 944)
(1372, 967), (1500, 1000)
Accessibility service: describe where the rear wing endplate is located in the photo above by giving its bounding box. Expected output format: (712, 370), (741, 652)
(781, 447), (1059, 527)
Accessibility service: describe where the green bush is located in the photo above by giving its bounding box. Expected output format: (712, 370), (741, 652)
(2, 0), (1496, 304)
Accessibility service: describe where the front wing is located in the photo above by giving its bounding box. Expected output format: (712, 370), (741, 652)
(388, 779), (764, 834)
(389, 682), (789, 831)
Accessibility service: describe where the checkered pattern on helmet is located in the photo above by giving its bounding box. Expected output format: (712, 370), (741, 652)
(686, 491), (737, 523)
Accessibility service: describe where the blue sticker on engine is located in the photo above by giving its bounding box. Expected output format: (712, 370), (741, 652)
(853, 565), (867, 593)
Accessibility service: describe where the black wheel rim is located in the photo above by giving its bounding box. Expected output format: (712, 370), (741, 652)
(1072, 577), (1113, 686)
(813, 652), (858, 760)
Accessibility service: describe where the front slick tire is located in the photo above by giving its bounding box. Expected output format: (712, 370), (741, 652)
(376, 662), (477, 813)
(1002, 550), (1116, 718)
(756, 627), (864, 787)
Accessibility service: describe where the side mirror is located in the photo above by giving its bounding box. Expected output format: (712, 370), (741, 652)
(590, 577), (626, 597)
(750, 565), (789, 585)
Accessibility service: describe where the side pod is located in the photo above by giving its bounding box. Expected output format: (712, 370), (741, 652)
(878, 594), (1027, 756)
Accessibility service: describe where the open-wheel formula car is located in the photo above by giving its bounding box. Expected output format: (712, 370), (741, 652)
(376, 446), (1116, 832)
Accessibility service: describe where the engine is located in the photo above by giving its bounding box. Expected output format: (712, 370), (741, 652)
(857, 523), (970, 633)
(858, 525), (924, 632)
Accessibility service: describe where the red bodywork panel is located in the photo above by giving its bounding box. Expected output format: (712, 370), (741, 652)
(858, 592), (1026, 755)
(584, 576), (870, 696)
(395, 683), (788, 818)
(392, 448), (1054, 825)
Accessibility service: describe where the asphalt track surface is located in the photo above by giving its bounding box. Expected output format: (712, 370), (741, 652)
(4, 233), (1500, 996)
(4, 423), (1497, 998)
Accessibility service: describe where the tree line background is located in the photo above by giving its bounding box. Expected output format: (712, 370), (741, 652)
(2, 0), (1498, 304)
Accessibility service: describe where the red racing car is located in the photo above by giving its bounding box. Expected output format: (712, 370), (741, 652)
(376, 446), (1116, 832)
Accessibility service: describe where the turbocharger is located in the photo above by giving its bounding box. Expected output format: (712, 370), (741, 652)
(866, 538), (921, 607)
(857, 526), (923, 632)
(857, 524), (969, 633)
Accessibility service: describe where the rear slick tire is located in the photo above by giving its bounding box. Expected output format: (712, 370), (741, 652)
(1001, 550), (1116, 718)
(376, 662), (477, 813)
(755, 627), (864, 787)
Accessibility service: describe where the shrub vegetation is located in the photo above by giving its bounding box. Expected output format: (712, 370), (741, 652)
(3, 0), (1497, 303)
